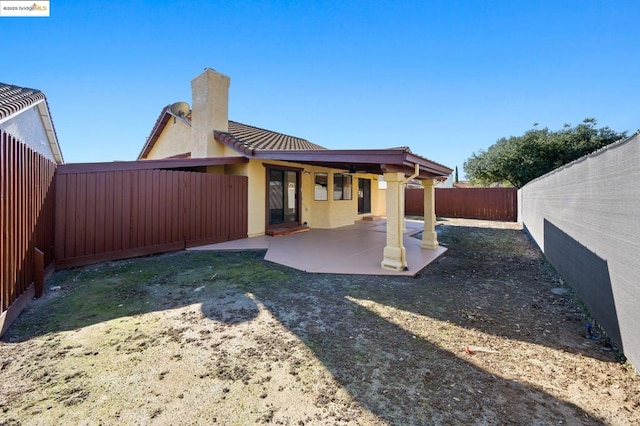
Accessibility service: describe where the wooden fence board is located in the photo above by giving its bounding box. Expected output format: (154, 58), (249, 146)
(405, 187), (518, 222)
(94, 172), (106, 254)
(2, 138), (248, 332)
(54, 166), (248, 269)
(1, 131), (56, 330)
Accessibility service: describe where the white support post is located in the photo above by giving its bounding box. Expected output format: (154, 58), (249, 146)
(381, 172), (407, 271)
(421, 178), (439, 249)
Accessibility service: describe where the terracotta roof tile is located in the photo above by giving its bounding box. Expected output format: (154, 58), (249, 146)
(0, 83), (46, 119)
(225, 121), (326, 151)
(139, 108), (326, 159)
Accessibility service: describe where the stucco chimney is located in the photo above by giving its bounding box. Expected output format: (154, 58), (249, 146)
(190, 68), (230, 158)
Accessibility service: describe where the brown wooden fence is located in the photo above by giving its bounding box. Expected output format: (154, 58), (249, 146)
(1, 130), (56, 335)
(55, 164), (248, 269)
(406, 187), (518, 221)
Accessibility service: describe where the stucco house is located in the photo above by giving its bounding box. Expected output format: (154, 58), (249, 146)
(0, 82), (64, 164)
(138, 68), (451, 271)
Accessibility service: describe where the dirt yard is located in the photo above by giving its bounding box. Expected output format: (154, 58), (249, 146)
(1, 218), (638, 425)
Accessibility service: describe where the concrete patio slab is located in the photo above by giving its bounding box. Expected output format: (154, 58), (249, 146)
(190, 219), (446, 276)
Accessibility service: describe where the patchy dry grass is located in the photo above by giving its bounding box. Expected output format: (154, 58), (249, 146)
(1, 219), (638, 425)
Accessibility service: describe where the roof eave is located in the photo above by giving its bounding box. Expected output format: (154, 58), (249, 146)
(138, 107), (192, 160)
(250, 148), (452, 179)
(35, 100), (64, 164)
(214, 130), (255, 156)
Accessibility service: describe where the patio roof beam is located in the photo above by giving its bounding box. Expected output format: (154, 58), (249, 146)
(252, 149), (452, 179)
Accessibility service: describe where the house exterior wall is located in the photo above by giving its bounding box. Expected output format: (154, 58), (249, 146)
(232, 159), (385, 236)
(0, 106), (55, 162)
(245, 159), (268, 237)
(307, 168), (355, 229)
(140, 121), (387, 236)
(377, 188), (387, 216)
(144, 120), (192, 159)
(358, 175), (383, 218)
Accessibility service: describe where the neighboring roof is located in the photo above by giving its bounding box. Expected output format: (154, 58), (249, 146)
(0, 83), (45, 119)
(140, 106), (452, 179)
(0, 82), (64, 164)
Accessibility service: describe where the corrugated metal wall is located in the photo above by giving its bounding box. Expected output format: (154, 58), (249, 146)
(519, 132), (640, 369)
(405, 187), (518, 221)
(1, 130), (56, 334)
(55, 166), (248, 269)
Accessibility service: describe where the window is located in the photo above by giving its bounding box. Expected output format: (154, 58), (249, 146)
(314, 172), (328, 201)
(333, 173), (353, 200)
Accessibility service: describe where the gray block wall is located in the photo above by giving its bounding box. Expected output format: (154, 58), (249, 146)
(519, 132), (640, 369)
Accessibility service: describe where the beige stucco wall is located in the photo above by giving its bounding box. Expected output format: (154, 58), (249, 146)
(306, 168), (355, 229)
(355, 175), (385, 219)
(239, 159), (384, 236)
(145, 120), (192, 159)
(190, 69), (230, 158)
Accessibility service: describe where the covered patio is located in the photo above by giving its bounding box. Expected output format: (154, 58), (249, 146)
(234, 147), (452, 272)
(190, 219), (447, 276)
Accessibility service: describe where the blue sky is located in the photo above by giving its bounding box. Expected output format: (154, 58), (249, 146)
(2, 0), (638, 177)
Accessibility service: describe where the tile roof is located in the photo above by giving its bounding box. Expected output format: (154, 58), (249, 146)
(139, 107), (451, 178)
(226, 121), (326, 151)
(0, 83), (46, 119)
(139, 106), (326, 159)
(0, 82), (64, 163)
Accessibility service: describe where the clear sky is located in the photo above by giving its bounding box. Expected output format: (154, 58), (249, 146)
(2, 0), (638, 177)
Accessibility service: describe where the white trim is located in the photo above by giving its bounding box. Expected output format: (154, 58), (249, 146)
(36, 101), (63, 163)
(0, 98), (64, 163)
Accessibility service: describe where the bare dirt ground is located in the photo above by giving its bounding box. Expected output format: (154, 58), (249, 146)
(1, 218), (638, 425)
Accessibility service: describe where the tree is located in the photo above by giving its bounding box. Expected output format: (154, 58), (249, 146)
(463, 119), (626, 188)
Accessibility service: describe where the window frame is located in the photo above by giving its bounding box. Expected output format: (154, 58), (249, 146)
(314, 172), (328, 201)
(333, 173), (353, 201)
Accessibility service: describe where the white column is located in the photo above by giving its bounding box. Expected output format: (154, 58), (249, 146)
(421, 178), (439, 249)
(381, 172), (407, 271)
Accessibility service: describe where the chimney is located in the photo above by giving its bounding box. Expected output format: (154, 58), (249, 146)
(190, 68), (230, 158)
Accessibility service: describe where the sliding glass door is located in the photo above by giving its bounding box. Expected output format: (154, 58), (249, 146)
(268, 168), (300, 228)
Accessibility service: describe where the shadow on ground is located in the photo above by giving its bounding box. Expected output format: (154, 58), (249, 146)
(2, 223), (619, 424)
